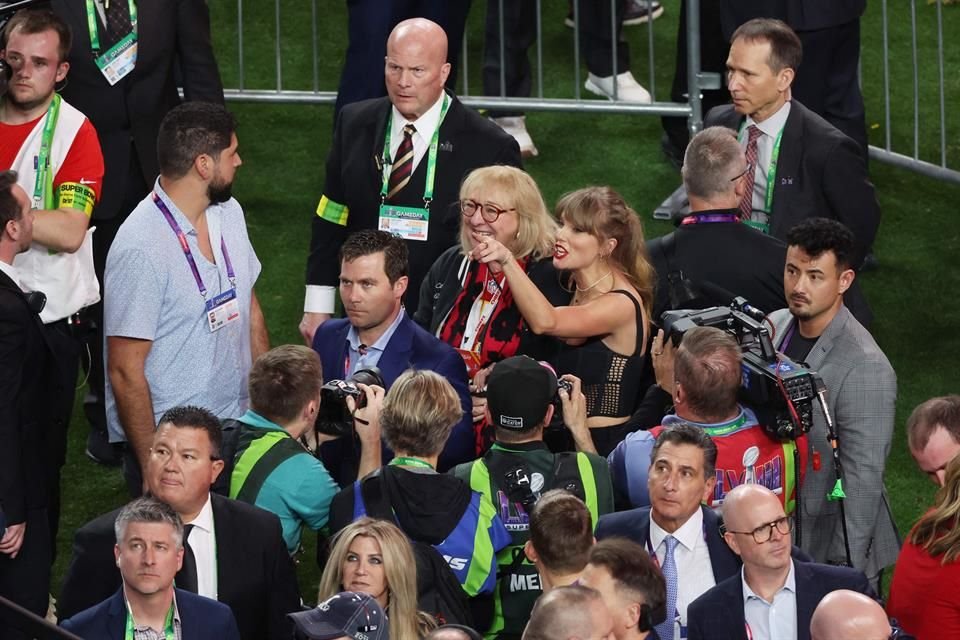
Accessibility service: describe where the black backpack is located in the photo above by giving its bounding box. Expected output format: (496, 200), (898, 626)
(360, 474), (474, 627)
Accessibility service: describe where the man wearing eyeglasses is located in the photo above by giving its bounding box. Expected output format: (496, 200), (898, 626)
(646, 127), (790, 324)
(58, 406), (301, 640)
(301, 17), (521, 345)
(686, 484), (873, 640)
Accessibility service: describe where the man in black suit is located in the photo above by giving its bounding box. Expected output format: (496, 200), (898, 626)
(49, 0), (224, 464)
(0, 172), (56, 640)
(59, 406), (300, 640)
(596, 424), (739, 640)
(301, 17), (521, 344)
(647, 126), (788, 322)
(718, 2), (868, 154)
(705, 18), (879, 270)
(686, 484), (873, 640)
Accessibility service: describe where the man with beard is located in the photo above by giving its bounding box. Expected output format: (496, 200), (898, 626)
(768, 218), (897, 588)
(104, 102), (268, 496)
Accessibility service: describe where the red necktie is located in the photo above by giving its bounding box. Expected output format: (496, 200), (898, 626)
(739, 125), (762, 220)
(387, 124), (416, 201)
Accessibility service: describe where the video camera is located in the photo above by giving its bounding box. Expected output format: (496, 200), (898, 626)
(661, 297), (820, 440)
(314, 367), (385, 438)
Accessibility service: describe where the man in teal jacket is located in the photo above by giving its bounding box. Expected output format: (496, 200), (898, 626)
(230, 345), (382, 553)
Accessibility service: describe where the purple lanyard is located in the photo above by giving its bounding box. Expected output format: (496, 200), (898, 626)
(679, 212), (741, 225)
(153, 193), (235, 299)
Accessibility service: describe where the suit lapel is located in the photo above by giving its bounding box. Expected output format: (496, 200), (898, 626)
(107, 589), (127, 640)
(371, 100), (392, 188)
(793, 562), (815, 640)
(376, 315), (414, 383)
(804, 306), (848, 372)
(332, 322), (351, 379)
(210, 495), (236, 604)
(771, 101), (804, 223)
(723, 576), (749, 640)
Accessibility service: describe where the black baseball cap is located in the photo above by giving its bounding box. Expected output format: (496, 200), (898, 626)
(486, 356), (557, 431)
(288, 592), (388, 640)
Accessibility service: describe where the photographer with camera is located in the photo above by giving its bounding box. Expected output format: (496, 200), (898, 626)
(228, 345), (354, 555)
(312, 229), (473, 486)
(451, 355), (614, 638)
(769, 218), (897, 588)
(609, 326), (807, 513)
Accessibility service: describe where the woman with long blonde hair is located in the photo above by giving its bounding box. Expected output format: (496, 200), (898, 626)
(414, 165), (568, 453)
(888, 452), (960, 639)
(472, 185), (654, 455)
(319, 517), (436, 638)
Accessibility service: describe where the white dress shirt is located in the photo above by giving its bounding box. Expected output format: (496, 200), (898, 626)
(741, 101), (792, 217)
(650, 508), (716, 640)
(742, 560), (798, 640)
(387, 91), (446, 173)
(183, 495), (218, 600)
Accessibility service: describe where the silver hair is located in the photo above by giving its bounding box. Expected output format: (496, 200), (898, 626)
(114, 496), (184, 549)
(682, 126), (745, 201)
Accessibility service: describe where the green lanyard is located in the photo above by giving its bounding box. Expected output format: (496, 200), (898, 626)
(739, 122), (784, 213)
(85, 0), (138, 51)
(389, 457), (434, 470)
(124, 599), (176, 640)
(32, 94), (61, 210)
(379, 93), (450, 208)
(701, 411), (750, 437)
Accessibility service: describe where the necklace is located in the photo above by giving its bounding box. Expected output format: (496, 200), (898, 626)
(575, 270), (612, 292)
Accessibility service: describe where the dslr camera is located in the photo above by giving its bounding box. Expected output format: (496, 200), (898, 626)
(314, 367), (385, 438)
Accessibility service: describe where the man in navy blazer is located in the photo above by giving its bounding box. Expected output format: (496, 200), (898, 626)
(61, 497), (240, 639)
(596, 425), (739, 640)
(686, 485), (873, 640)
(312, 230), (473, 485)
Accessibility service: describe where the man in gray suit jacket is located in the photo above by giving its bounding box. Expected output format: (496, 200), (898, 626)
(768, 218), (898, 586)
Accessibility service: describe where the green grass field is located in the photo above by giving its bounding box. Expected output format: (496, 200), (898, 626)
(51, 1), (960, 605)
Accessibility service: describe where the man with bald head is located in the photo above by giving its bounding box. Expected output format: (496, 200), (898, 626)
(302, 17), (521, 343)
(809, 590), (893, 640)
(522, 585), (615, 640)
(687, 485), (873, 640)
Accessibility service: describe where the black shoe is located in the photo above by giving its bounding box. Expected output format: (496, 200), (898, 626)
(86, 429), (122, 467)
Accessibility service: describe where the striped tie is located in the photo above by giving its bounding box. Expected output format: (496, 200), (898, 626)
(739, 125), (762, 221)
(654, 535), (678, 640)
(387, 124), (416, 201)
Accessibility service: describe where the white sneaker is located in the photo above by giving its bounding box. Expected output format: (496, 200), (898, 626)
(491, 116), (539, 158)
(584, 71), (652, 104)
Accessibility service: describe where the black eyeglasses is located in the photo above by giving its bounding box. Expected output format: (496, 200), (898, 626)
(459, 199), (516, 223)
(727, 516), (792, 543)
(730, 165), (750, 182)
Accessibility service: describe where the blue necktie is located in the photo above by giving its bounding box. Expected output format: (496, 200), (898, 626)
(655, 535), (678, 640)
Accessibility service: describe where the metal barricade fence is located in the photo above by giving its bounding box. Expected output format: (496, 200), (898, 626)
(213, 0), (959, 185)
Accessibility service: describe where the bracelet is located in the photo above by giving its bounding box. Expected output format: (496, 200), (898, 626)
(353, 415), (370, 426)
